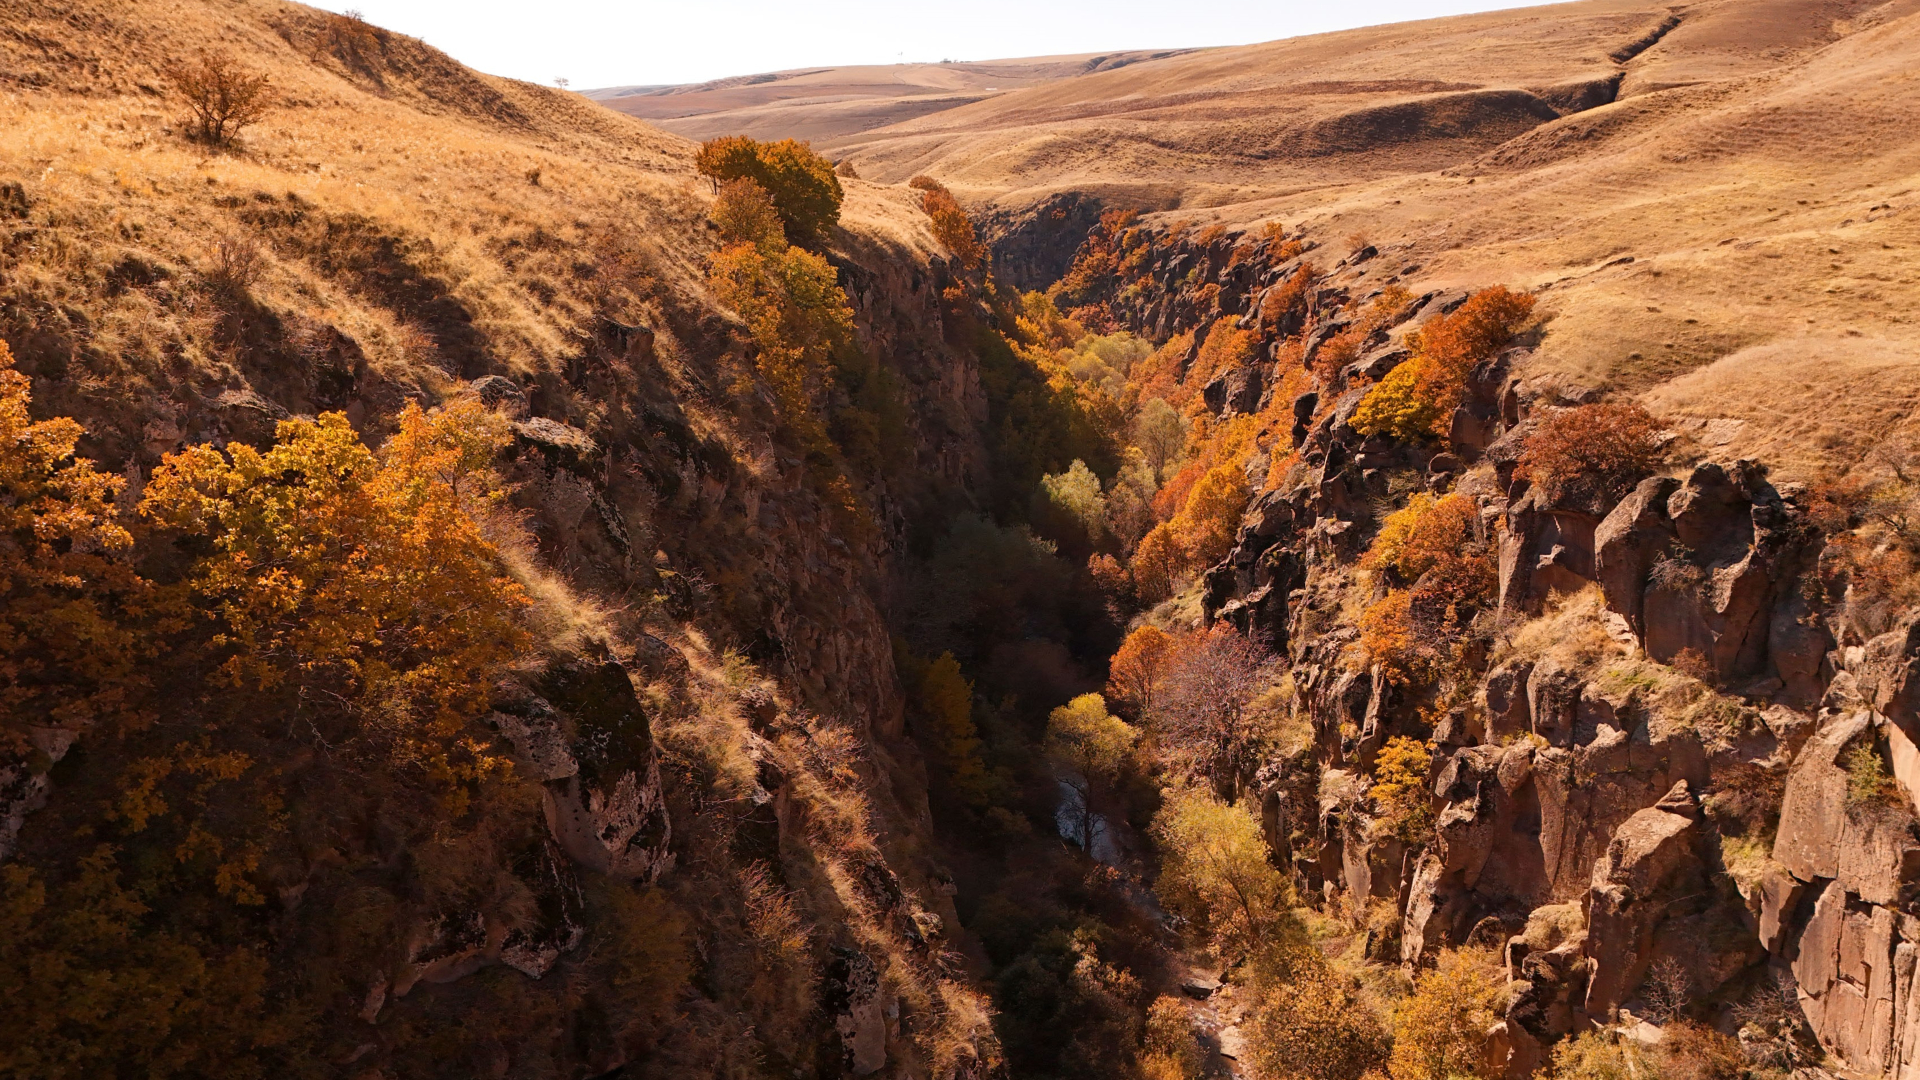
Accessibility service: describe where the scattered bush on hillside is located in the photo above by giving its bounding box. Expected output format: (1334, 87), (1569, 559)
(910, 176), (987, 272)
(1549, 1030), (1660, 1080)
(695, 136), (844, 241)
(1388, 947), (1504, 1080)
(163, 50), (273, 147)
(1518, 402), (1665, 507)
(1312, 285), (1414, 381)
(1170, 460), (1251, 570)
(1844, 736), (1899, 810)
(1353, 286), (1535, 440)
(1261, 264), (1320, 334)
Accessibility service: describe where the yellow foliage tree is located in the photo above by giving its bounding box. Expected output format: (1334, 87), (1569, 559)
(1388, 948), (1505, 1080)
(1131, 522), (1183, 604)
(708, 238), (855, 450)
(140, 402), (530, 806)
(1151, 786), (1292, 958)
(1369, 736), (1434, 843)
(920, 652), (993, 806)
(0, 342), (152, 756)
(1045, 693), (1136, 851)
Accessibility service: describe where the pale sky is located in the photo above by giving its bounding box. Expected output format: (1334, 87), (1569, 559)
(312, 0), (1564, 90)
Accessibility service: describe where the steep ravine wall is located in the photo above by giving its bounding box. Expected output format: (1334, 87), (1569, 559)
(1059, 221), (1920, 1079)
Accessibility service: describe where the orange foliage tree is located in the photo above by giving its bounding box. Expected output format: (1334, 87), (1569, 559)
(695, 136), (844, 242)
(1352, 286), (1535, 440)
(1358, 493), (1495, 680)
(0, 342), (153, 756)
(1106, 625), (1179, 715)
(1518, 401), (1665, 507)
(909, 176), (986, 272)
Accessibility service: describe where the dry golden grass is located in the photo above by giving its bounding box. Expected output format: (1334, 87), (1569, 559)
(0, 0), (948, 459)
(709, 0), (1920, 475)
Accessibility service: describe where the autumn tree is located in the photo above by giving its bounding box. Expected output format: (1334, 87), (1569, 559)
(711, 176), (786, 251)
(140, 403), (530, 799)
(1518, 401), (1666, 508)
(1140, 995), (1204, 1080)
(1045, 693), (1136, 852)
(1388, 948), (1505, 1080)
(1151, 786), (1292, 958)
(0, 342), (151, 758)
(164, 50), (273, 146)
(1352, 286), (1535, 440)
(1169, 460), (1251, 570)
(1132, 398), (1189, 480)
(1370, 736), (1434, 843)
(1148, 628), (1275, 789)
(695, 136), (844, 241)
(0, 849), (292, 1078)
(1130, 522), (1183, 605)
(708, 234), (855, 449)
(1359, 493), (1495, 681)
(1039, 459), (1109, 551)
(1106, 625), (1178, 715)
(919, 652), (994, 806)
(910, 176), (986, 272)
(1243, 953), (1390, 1080)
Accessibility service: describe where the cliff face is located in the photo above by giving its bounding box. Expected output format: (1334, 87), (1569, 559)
(1057, 216), (1920, 1077)
(0, 3), (1009, 1076)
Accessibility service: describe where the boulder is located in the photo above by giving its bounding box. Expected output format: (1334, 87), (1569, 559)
(1583, 782), (1707, 1014)
(1594, 476), (1681, 640)
(1772, 712), (1920, 906)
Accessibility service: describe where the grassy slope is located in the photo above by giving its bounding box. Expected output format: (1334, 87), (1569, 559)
(800, 0), (1920, 480)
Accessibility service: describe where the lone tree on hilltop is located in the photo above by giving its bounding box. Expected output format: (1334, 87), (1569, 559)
(164, 50), (273, 147)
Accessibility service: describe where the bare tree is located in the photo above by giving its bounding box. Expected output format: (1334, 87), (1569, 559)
(1147, 628), (1276, 793)
(164, 50), (273, 147)
(1642, 957), (1693, 1023)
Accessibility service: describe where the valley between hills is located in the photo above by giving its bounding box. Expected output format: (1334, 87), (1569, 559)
(1, 1), (1919, 1079)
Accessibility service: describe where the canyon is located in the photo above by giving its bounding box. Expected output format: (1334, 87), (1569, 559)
(1, 0), (1919, 1079)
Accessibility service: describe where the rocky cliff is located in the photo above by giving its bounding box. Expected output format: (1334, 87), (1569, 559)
(1053, 216), (1920, 1078)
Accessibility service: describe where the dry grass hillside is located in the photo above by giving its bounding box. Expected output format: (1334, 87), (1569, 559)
(0, 0), (947, 460)
(586, 51), (1196, 143)
(641, 0), (1919, 481)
